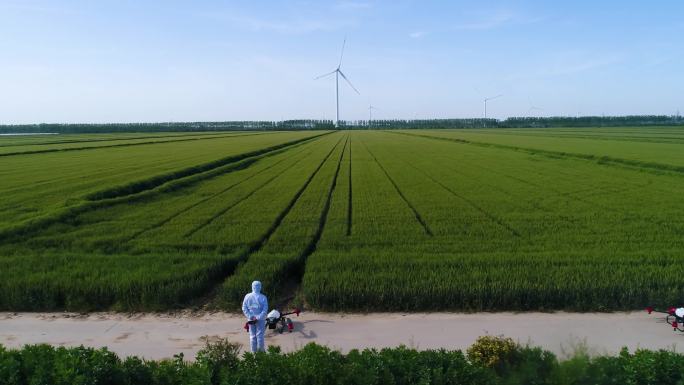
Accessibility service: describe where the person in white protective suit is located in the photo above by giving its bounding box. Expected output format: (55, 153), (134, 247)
(242, 280), (268, 352)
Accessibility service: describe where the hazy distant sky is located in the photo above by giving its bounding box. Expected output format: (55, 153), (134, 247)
(1, 0), (682, 123)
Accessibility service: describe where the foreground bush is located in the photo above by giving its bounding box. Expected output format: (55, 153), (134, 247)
(2, 336), (684, 385)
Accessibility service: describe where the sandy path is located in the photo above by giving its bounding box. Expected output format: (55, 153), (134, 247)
(1, 311), (681, 360)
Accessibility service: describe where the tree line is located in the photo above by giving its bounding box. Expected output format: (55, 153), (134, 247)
(1, 115), (683, 133)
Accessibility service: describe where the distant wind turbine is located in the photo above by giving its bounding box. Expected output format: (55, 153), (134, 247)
(315, 38), (360, 128)
(368, 104), (379, 125)
(527, 97), (543, 116)
(483, 94), (503, 119)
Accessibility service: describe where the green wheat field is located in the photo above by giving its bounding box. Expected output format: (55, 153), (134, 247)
(2, 127), (683, 311)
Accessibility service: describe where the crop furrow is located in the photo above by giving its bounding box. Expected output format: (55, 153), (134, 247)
(183, 150), (312, 238)
(303, 134), (349, 256)
(0, 132), (236, 148)
(392, 131), (684, 176)
(239, 134), (346, 255)
(402, 159), (522, 238)
(0, 134), (329, 243)
(127, 145), (311, 242)
(347, 135), (353, 236)
(0, 132), (267, 157)
(434, 154), (615, 214)
(85, 132), (330, 201)
(213, 134), (348, 308)
(362, 141), (433, 236)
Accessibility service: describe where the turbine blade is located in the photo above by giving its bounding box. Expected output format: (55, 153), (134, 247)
(338, 37), (346, 69)
(314, 70), (337, 80)
(338, 70), (360, 95)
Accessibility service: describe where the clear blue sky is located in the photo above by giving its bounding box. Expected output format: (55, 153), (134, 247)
(1, 0), (682, 124)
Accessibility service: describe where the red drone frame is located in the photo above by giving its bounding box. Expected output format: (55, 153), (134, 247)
(646, 306), (684, 332)
(244, 308), (302, 334)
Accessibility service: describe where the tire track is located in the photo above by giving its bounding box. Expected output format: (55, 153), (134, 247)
(482, 131), (684, 144)
(183, 148), (312, 238)
(346, 134), (353, 236)
(86, 132), (330, 201)
(235, 134), (346, 257)
(398, 146), (609, 214)
(361, 140), (433, 236)
(0, 132), (239, 148)
(217, 134), (349, 309)
(390, 131), (650, 214)
(302, 134), (349, 256)
(0, 134), (331, 243)
(398, 158), (522, 238)
(126, 144), (313, 242)
(0, 132), (268, 157)
(391, 131), (684, 176)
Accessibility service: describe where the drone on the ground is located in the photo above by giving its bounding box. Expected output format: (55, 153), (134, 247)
(244, 308), (301, 334)
(646, 306), (684, 332)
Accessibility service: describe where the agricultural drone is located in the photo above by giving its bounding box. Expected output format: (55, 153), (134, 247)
(244, 308), (302, 334)
(646, 306), (684, 332)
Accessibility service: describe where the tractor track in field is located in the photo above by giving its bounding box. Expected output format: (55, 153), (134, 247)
(301, 134), (349, 257)
(0, 132), (243, 148)
(422, 152), (616, 214)
(126, 144), (313, 242)
(484, 166), (616, 213)
(361, 141), (433, 236)
(388, 130), (658, 216)
(0, 135), (324, 197)
(0, 132), (269, 157)
(85, 133), (331, 201)
(124, 134), (346, 309)
(484, 131), (684, 145)
(396, 156), (522, 238)
(392, 131), (684, 177)
(183, 147), (314, 238)
(346, 135), (353, 236)
(220, 134), (349, 309)
(0, 134), (330, 243)
(238, 134), (346, 254)
(194, 134), (347, 308)
(272, 134), (349, 307)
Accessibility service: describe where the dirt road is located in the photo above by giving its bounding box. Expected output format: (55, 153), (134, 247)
(1, 311), (680, 360)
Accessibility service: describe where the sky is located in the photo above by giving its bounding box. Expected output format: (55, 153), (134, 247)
(1, 0), (683, 124)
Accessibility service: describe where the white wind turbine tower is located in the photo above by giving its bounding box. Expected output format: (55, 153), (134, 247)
(368, 104), (378, 126)
(315, 38), (360, 128)
(483, 94), (503, 119)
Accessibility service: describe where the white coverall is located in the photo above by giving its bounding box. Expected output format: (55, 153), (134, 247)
(242, 280), (268, 352)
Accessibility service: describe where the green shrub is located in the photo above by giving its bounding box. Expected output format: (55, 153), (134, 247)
(467, 336), (521, 370)
(4, 339), (684, 385)
(196, 338), (241, 385)
(0, 346), (22, 385)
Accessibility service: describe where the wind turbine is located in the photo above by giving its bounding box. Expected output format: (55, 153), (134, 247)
(527, 97), (543, 117)
(483, 94), (503, 119)
(368, 104), (379, 126)
(315, 38), (360, 128)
